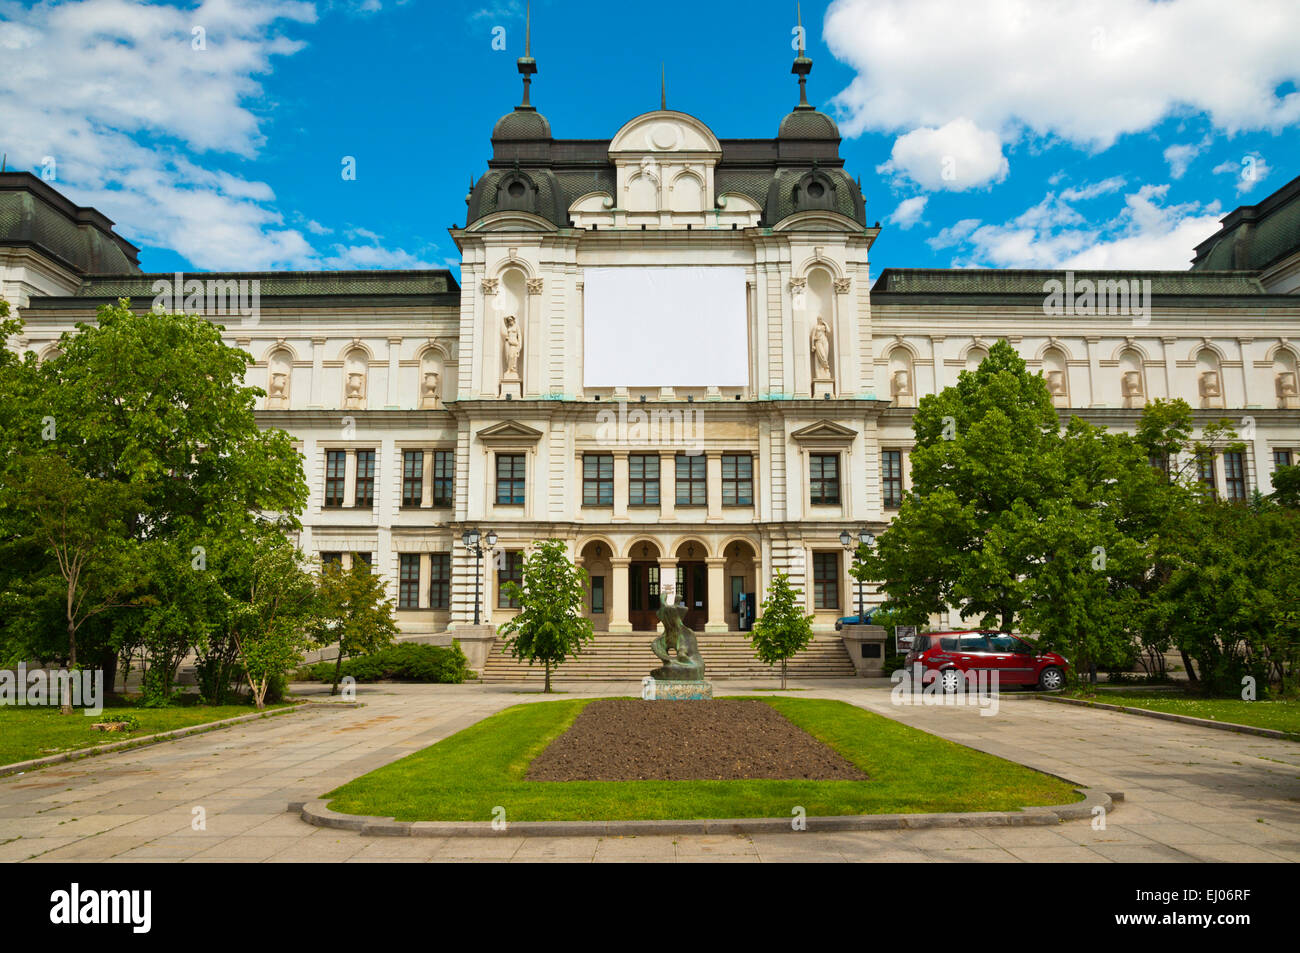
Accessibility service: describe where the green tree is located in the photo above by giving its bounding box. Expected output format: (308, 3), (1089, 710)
(312, 561), (399, 695)
(749, 570), (815, 690)
(1270, 465), (1300, 507)
(7, 455), (144, 712)
(866, 339), (1065, 631)
(497, 540), (594, 693)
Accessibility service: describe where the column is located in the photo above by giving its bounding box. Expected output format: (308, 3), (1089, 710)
(1085, 336), (1102, 406)
(310, 336), (326, 408)
(705, 557), (727, 632)
(658, 557), (678, 607)
(1238, 338), (1256, 407)
(1162, 337), (1178, 399)
(344, 450), (357, 507)
(608, 558), (632, 633)
(930, 336), (946, 395)
(612, 451), (629, 521)
(386, 337), (401, 409)
(418, 552), (431, 609)
(421, 450), (433, 507)
(660, 451), (676, 521)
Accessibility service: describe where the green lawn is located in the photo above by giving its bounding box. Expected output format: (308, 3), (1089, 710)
(0, 699), (292, 767)
(324, 697), (1081, 822)
(1072, 690), (1300, 738)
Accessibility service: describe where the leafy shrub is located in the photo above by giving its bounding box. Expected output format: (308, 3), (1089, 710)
(302, 642), (468, 684)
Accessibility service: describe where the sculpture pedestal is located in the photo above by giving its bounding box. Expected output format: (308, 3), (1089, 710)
(499, 377), (522, 399)
(812, 377), (835, 399)
(645, 678), (713, 701)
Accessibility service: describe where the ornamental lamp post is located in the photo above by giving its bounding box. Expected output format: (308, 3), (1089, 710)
(841, 528), (875, 624)
(462, 528), (497, 626)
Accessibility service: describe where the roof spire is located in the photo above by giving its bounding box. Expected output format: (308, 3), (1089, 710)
(516, 1), (537, 109)
(792, 2), (813, 109)
(661, 63), (667, 110)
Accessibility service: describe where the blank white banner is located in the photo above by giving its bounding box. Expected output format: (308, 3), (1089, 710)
(583, 266), (749, 387)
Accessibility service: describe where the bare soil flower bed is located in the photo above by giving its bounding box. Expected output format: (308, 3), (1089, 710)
(526, 698), (868, 781)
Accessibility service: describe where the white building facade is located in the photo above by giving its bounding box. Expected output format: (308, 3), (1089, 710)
(4, 45), (1300, 670)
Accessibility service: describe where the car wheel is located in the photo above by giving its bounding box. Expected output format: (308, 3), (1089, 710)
(939, 668), (962, 693)
(1038, 666), (1064, 691)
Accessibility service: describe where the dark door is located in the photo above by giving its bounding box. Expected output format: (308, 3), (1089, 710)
(628, 562), (660, 631)
(676, 562), (707, 630)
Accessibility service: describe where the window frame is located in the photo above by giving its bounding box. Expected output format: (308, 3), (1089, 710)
(497, 550), (524, 608)
(1224, 450), (1246, 501)
(881, 449), (903, 509)
(675, 453), (707, 507)
(721, 453), (753, 506)
(324, 450), (346, 508)
(582, 453), (614, 507)
(495, 453), (526, 505)
(628, 453), (661, 507)
(433, 449), (454, 508)
(354, 448), (376, 508)
(809, 453), (841, 506)
(429, 552), (451, 609)
(401, 449), (424, 508)
(812, 551), (840, 610)
(398, 553), (420, 609)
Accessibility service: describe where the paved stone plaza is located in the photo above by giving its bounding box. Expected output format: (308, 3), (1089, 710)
(1, 681), (1297, 863)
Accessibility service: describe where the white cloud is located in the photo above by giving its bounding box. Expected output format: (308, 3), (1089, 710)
(1059, 176), (1126, 202)
(877, 118), (1008, 191)
(1163, 137), (1211, 179)
(1214, 154), (1272, 194)
(0, 0), (429, 271)
(888, 196), (928, 229)
(825, 0), (1300, 147)
(937, 182), (1222, 270)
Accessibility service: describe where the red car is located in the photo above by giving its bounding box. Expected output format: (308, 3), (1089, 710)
(904, 630), (1068, 692)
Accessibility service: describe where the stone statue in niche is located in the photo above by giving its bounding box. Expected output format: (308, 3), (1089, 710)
(421, 369), (441, 408)
(345, 370), (366, 409)
(268, 371), (289, 406)
(811, 316), (832, 379)
(502, 314), (522, 380)
(891, 368), (912, 398)
(1045, 370), (1067, 396)
(1199, 370), (1222, 399)
(1276, 371), (1297, 397)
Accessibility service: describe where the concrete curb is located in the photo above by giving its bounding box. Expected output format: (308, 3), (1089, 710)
(0, 702), (306, 779)
(1038, 694), (1297, 741)
(296, 787), (1112, 838)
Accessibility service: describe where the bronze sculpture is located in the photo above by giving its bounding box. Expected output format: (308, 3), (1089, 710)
(650, 595), (705, 681)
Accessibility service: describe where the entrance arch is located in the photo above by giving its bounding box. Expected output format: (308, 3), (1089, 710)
(626, 539), (663, 632)
(720, 538), (759, 630)
(577, 539), (614, 632)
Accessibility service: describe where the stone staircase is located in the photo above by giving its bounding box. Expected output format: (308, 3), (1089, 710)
(479, 632), (857, 681)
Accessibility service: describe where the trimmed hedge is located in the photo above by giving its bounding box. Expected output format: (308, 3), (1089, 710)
(301, 641), (468, 684)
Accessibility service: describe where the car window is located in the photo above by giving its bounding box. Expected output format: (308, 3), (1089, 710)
(958, 635), (991, 652)
(911, 635), (930, 652)
(1011, 636), (1037, 655)
(988, 635), (1019, 652)
(939, 636), (958, 651)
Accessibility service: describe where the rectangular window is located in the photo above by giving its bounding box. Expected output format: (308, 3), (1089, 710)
(1224, 451), (1246, 501)
(1198, 453), (1217, 500)
(433, 450), (454, 507)
(355, 449), (376, 508)
(629, 454), (661, 506)
(1149, 453), (1169, 480)
(402, 450), (424, 507)
(496, 453), (525, 505)
(498, 551), (524, 608)
(813, 552), (840, 610)
(730, 575), (743, 612)
(721, 454), (753, 506)
(398, 553), (420, 609)
(353, 551), (372, 569)
(810, 453), (841, 505)
(325, 450), (346, 507)
(591, 576), (605, 614)
(320, 551), (343, 570)
(882, 450), (903, 508)
(1275, 449), (1293, 470)
(675, 453), (706, 506)
(429, 553), (450, 609)
(583, 453), (614, 506)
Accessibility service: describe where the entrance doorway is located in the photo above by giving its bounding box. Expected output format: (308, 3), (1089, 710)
(628, 561), (661, 631)
(675, 561), (707, 630)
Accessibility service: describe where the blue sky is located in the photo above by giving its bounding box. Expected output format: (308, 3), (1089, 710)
(3, 0), (1298, 281)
